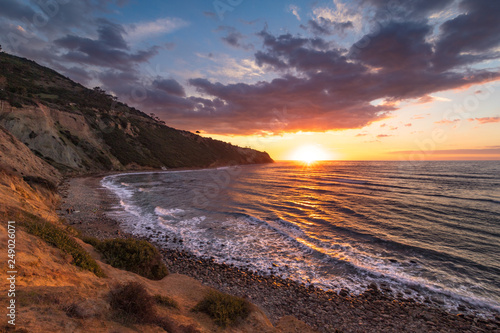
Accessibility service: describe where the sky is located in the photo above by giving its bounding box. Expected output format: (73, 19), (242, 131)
(1, 0), (499, 161)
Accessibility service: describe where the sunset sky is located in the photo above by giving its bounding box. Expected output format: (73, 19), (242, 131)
(1, 0), (499, 160)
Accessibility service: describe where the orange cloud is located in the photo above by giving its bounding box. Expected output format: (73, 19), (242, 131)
(434, 119), (460, 125)
(411, 113), (430, 120)
(467, 117), (500, 124)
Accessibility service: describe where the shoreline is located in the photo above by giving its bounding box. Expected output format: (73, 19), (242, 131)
(59, 172), (500, 333)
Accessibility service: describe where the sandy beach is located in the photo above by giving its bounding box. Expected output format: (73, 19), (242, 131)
(59, 174), (500, 333)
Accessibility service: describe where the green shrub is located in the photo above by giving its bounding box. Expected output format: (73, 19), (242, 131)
(154, 294), (179, 309)
(22, 219), (105, 277)
(193, 290), (251, 327)
(94, 238), (168, 280)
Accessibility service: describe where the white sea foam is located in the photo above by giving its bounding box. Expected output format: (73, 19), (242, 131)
(154, 206), (186, 217)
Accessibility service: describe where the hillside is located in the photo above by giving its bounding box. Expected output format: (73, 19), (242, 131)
(0, 52), (273, 174)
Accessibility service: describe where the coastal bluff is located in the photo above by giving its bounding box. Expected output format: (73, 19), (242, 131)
(0, 52), (273, 175)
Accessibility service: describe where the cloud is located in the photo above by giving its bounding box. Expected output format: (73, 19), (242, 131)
(404, 123), (412, 127)
(312, 0), (363, 32)
(55, 20), (160, 70)
(468, 117), (500, 124)
(355, 133), (368, 137)
(195, 53), (264, 81)
(363, 0), (455, 21)
(417, 95), (435, 104)
(217, 26), (252, 50)
(433, 0), (500, 70)
(153, 78), (186, 97)
(412, 114), (430, 120)
(390, 148), (500, 155)
(125, 17), (188, 41)
(288, 5), (301, 21)
(301, 17), (354, 36)
(165, 16), (500, 134)
(351, 21), (433, 72)
(376, 134), (392, 138)
(63, 66), (93, 86)
(434, 119), (460, 124)
(0, 0), (36, 21)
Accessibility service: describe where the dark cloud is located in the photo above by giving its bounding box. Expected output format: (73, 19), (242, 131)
(94, 19), (128, 50)
(0, 0), (36, 20)
(350, 21), (433, 71)
(153, 79), (186, 97)
(185, 73), (393, 134)
(97, 70), (196, 115)
(433, 0), (500, 70)
(63, 66), (93, 86)
(363, 0), (455, 21)
(168, 18), (499, 134)
(301, 18), (353, 36)
(55, 20), (159, 70)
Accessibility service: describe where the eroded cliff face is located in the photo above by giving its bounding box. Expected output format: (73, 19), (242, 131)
(0, 124), (61, 185)
(0, 52), (273, 175)
(0, 102), (123, 173)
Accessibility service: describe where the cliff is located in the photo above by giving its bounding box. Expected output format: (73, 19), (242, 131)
(0, 52), (273, 174)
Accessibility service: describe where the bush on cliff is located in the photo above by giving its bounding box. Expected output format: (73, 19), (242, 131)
(109, 282), (157, 324)
(109, 282), (193, 332)
(193, 290), (251, 327)
(91, 238), (168, 280)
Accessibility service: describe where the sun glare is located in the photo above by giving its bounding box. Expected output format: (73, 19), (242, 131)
(289, 144), (330, 163)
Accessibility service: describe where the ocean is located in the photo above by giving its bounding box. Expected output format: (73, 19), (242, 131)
(102, 161), (500, 317)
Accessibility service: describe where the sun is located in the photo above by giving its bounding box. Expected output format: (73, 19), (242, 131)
(289, 144), (330, 163)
